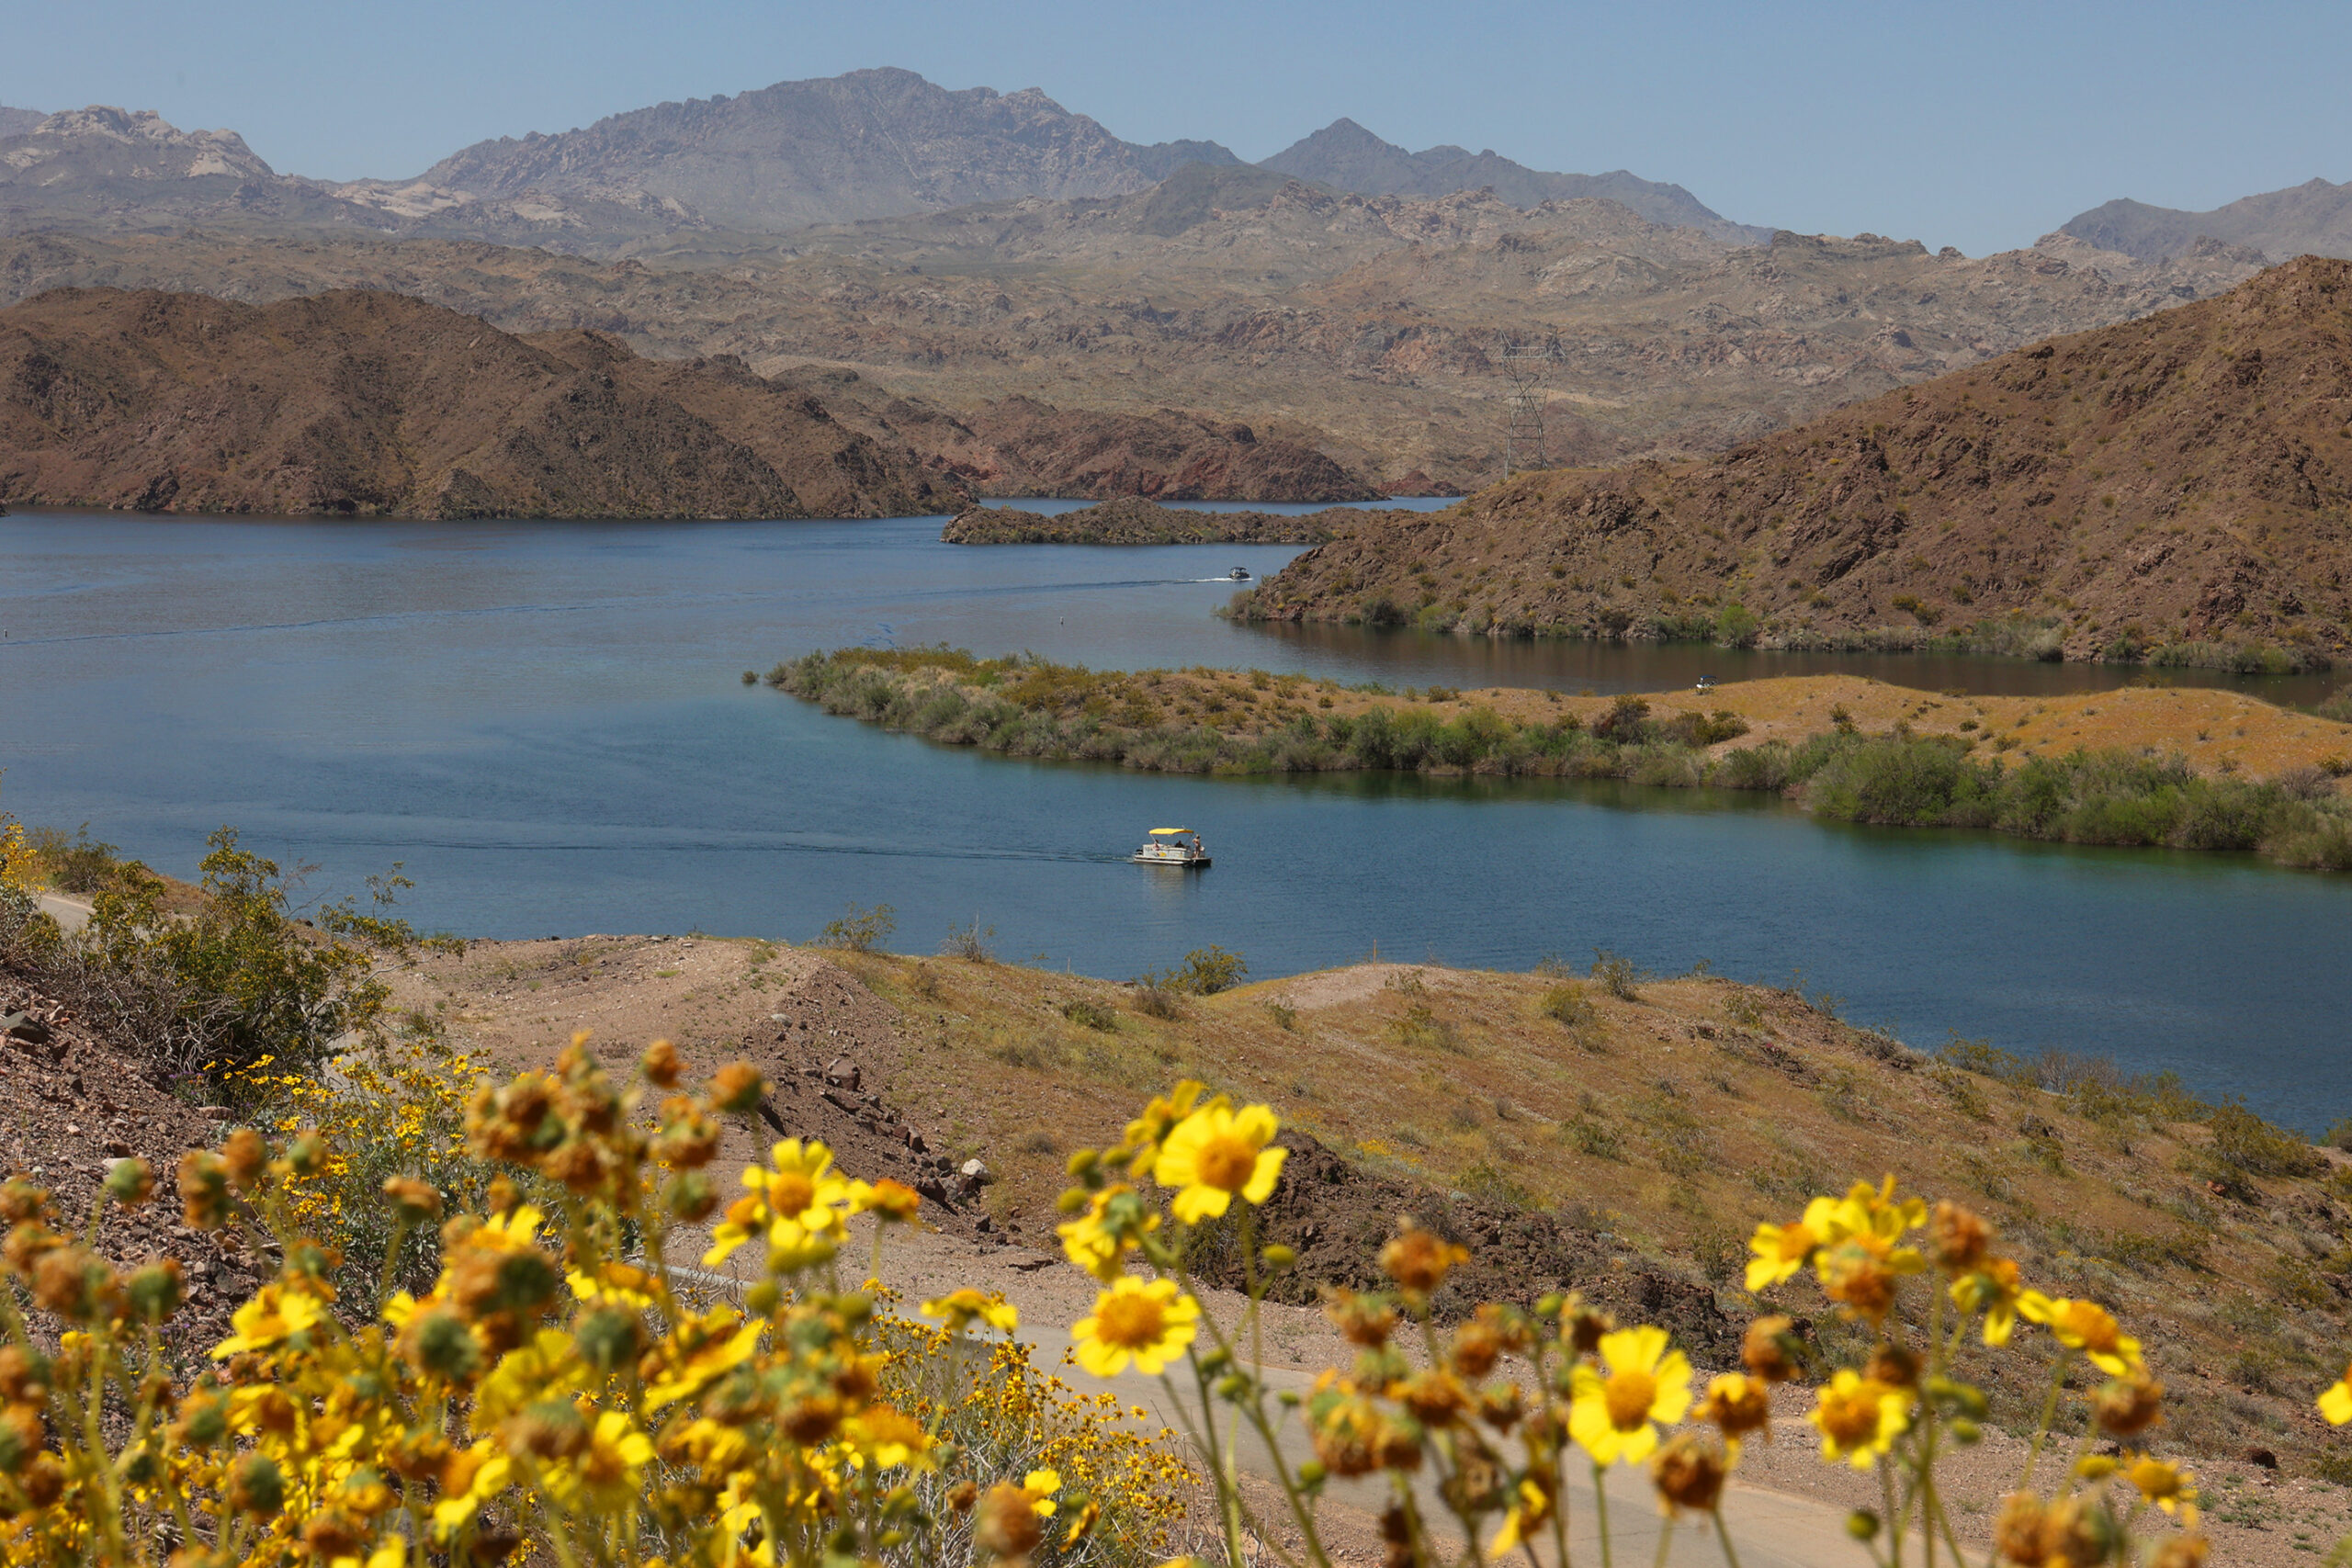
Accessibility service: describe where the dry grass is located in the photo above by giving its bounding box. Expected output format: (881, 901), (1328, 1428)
(390, 934), (2352, 1476)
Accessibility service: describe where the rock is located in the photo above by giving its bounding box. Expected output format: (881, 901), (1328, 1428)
(824, 1057), (861, 1090)
(104, 1139), (132, 1157)
(199, 1106), (232, 1121)
(959, 1158), (993, 1184)
(821, 1087), (861, 1114)
(975, 1215), (993, 1234)
(904, 1128), (927, 1153)
(1, 1011), (51, 1043)
(916, 1177), (951, 1204)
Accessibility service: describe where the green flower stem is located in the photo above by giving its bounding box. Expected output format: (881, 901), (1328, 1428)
(1593, 1460), (1614, 1568)
(1712, 1508), (1745, 1568)
(2019, 1350), (2075, 1491)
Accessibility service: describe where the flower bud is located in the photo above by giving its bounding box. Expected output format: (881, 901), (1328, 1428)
(641, 1039), (684, 1088)
(708, 1062), (764, 1113)
(221, 1128), (267, 1192)
(104, 1157), (154, 1209)
(574, 1307), (643, 1372)
(286, 1132), (328, 1179)
(228, 1453), (286, 1517)
(745, 1280), (782, 1315)
(1261, 1244), (1297, 1269)
(1846, 1508), (1881, 1541)
(382, 1176), (444, 1223)
(666, 1171), (718, 1224)
(177, 1151), (232, 1230)
(127, 1259), (184, 1323)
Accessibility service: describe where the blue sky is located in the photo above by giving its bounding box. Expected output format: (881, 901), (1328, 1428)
(8, 0), (2348, 255)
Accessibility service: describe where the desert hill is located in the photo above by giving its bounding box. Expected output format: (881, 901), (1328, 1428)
(0, 105), (45, 139)
(2062, 175), (2352, 265)
(1260, 116), (1765, 243)
(1248, 256), (2352, 665)
(0, 287), (967, 518)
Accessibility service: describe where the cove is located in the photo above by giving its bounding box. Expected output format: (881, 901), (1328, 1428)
(3, 510), (2347, 1130)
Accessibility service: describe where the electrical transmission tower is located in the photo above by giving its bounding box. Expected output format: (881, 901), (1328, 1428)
(1498, 343), (1558, 480)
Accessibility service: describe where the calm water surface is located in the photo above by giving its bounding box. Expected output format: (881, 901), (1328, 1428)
(4, 511), (2347, 1128)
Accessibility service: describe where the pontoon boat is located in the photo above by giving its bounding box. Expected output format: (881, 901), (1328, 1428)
(1132, 828), (1211, 867)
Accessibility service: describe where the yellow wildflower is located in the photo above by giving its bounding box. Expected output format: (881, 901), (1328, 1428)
(210, 1280), (329, 1359)
(1807, 1370), (1908, 1468)
(1744, 1220), (1816, 1292)
(1117, 1082), (1206, 1177)
(1951, 1256), (2024, 1345)
(1057, 1183), (1159, 1283)
(844, 1405), (933, 1470)
(922, 1288), (1019, 1336)
(1489, 1475), (1557, 1554)
(2018, 1292), (2142, 1376)
(1073, 1278), (1200, 1377)
(1153, 1103), (1285, 1224)
(1568, 1325), (1691, 1466)
(2127, 1454), (2197, 1518)
(642, 1308), (764, 1409)
(2320, 1362), (2352, 1426)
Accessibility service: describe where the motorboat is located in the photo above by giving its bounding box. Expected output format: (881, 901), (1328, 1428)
(1694, 674), (1718, 692)
(1132, 827), (1211, 867)
(1228, 567), (1251, 581)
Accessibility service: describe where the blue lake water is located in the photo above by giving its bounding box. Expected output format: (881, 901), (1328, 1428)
(4, 509), (2348, 1128)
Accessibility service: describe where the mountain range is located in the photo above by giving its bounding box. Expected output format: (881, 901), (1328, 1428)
(0, 69), (1761, 251)
(0, 69), (2341, 502)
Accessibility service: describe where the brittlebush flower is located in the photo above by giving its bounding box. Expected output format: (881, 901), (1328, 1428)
(210, 1281), (329, 1359)
(1073, 1279), (1199, 1376)
(2127, 1454), (2197, 1519)
(2094, 1372), (2165, 1437)
(1568, 1325), (1691, 1466)
(1745, 1220), (1817, 1292)
(2320, 1362), (2352, 1426)
(922, 1289), (1019, 1336)
(2018, 1292), (2142, 1376)
(1116, 1082), (1206, 1178)
(1952, 1256), (2025, 1346)
(1698, 1371), (1773, 1447)
(1381, 1224), (1469, 1295)
(1740, 1314), (1801, 1383)
(1153, 1104), (1285, 1224)
(1650, 1433), (1730, 1515)
(1808, 1370), (1908, 1468)
(1488, 1473), (1557, 1554)
(1057, 1184), (1159, 1283)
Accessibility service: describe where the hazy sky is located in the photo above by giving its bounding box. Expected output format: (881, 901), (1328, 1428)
(9, 0), (2349, 255)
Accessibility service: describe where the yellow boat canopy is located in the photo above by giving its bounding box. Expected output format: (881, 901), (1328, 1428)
(1148, 828), (1190, 835)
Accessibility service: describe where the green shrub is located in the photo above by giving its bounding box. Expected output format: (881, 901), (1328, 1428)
(27, 823), (122, 892)
(1171, 945), (1248, 995)
(1589, 949), (1641, 1001)
(1540, 982), (1596, 1028)
(817, 901), (898, 953)
(1060, 998), (1118, 1032)
(2204, 1100), (2325, 1179)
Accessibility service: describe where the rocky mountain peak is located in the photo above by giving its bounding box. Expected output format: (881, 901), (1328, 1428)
(2, 106), (276, 181)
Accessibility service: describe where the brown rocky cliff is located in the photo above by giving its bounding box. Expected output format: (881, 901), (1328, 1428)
(0, 288), (964, 519)
(1252, 257), (2352, 663)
